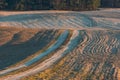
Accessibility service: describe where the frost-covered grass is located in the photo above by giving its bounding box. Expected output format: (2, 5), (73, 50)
(0, 9), (120, 80)
(25, 30), (69, 66)
(0, 9), (120, 30)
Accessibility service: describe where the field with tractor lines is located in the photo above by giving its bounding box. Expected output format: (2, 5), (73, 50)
(0, 9), (120, 80)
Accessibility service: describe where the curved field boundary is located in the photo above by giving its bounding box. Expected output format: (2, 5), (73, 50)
(0, 30), (69, 76)
(0, 30), (83, 80)
(25, 30), (69, 66)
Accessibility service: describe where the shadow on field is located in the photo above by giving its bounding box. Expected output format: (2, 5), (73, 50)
(0, 28), (57, 70)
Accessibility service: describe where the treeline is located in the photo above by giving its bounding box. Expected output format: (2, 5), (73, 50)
(0, 0), (120, 11)
(101, 0), (120, 8)
(0, 0), (100, 10)
(52, 0), (100, 10)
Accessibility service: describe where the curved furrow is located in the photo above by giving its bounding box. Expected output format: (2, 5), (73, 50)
(82, 37), (92, 54)
(94, 33), (106, 54)
(0, 29), (62, 75)
(83, 31), (99, 54)
(18, 30), (120, 80)
(110, 39), (118, 54)
(86, 63), (100, 79)
(82, 31), (92, 54)
(100, 44), (106, 54)
(98, 33), (106, 53)
(102, 35), (109, 54)
(83, 36), (92, 54)
(82, 31), (119, 55)
(1, 30), (82, 80)
(101, 62), (116, 80)
(25, 30), (69, 66)
(91, 32), (102, 54)
(105, 34), (112, 54)
(77, 32), (88, 53)
(107, 38), (117, 54)
(89, 32), (99, 54)
(0, 11), (120, 80)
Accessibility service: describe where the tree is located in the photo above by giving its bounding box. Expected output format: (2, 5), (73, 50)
(101, 0), (120, 7)
(0, 0), (101, 10)
(0, 0), (7, 9)
(114, 0), (120, 7)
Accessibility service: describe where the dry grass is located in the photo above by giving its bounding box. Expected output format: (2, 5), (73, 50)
(0, 26), (40, 46)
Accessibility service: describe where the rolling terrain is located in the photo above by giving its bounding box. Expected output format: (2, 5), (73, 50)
(0, 9), (120, 80)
